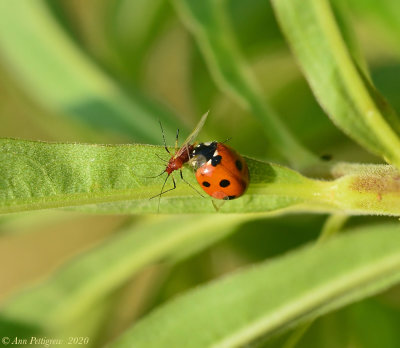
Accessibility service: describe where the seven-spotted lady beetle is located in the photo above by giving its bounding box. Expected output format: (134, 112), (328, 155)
(189, 141), (249, 200)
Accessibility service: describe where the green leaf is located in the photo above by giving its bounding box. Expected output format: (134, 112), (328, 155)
(0, 1), (177, 142)
(111, 223), (400, 347)
(0, 215), (251, 335)
(271, 0), (400, 169)
(0, 138), (323, 214)
(3, 139), (400, 215)
(173, 0), (318, 169)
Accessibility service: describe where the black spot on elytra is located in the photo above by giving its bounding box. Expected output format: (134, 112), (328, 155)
(219, 179), (230, 188)
(211, 155), (222, 167)
(202, 181), (211, 187)
(235, 159), (242, 171)
(223, 195), (236, 200)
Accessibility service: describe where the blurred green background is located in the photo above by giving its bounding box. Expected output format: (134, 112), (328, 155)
(1, 0), (400, 347)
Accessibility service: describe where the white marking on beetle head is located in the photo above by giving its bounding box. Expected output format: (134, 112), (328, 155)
(189, 154), (207, 169)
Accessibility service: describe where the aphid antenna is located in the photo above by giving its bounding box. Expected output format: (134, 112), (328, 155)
(158, 120), (171, 155)
(175, 128), (180, 152)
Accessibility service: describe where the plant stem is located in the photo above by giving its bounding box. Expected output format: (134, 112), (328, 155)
(317, 213), (348, 244)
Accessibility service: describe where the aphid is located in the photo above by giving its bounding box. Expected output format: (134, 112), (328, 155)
(150, 112), (209, 210)
(189, 141), (249, 200)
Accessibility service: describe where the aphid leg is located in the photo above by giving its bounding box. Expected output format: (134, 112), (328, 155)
(149, 174), (177, 200)
(175, 128), (179, 152)
(179, 170), (204, 197)
(160, 173), (177, 196)
(159, 120), (171, 154)
(149, 174), (169, 201)
(149, 173), (176, 213)
(155, 153), (168, 163)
